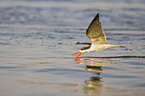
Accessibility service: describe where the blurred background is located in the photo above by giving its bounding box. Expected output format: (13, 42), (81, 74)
(0, 0), (145, 96)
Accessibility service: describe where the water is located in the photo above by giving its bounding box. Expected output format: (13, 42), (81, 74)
(0, 0), (145, 96)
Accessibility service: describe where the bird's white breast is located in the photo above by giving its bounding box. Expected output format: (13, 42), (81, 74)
(80, 44), (114, 53)
(91, 44), (110, 51)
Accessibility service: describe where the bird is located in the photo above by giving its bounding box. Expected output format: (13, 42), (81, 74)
(71, 13), (124, 58)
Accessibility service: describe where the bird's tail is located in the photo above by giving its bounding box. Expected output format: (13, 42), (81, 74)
(119, 46), (126, 48)
(111, 45), (126, 48)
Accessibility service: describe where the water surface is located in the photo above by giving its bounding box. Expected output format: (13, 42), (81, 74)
(0, 0), (145, 96)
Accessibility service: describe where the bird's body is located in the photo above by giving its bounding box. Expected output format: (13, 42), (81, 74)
(72, 13), (124, 58)
(80, 44), (122, 53)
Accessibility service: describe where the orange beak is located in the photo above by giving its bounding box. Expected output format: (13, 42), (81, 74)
(71, 51), (82, 58)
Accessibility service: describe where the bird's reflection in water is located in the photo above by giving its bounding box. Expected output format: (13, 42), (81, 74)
(84, 76), (102, 95)
(75, 58), (113, 95)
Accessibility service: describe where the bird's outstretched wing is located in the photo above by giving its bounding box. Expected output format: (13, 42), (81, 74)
(86, 13), (107, 44)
